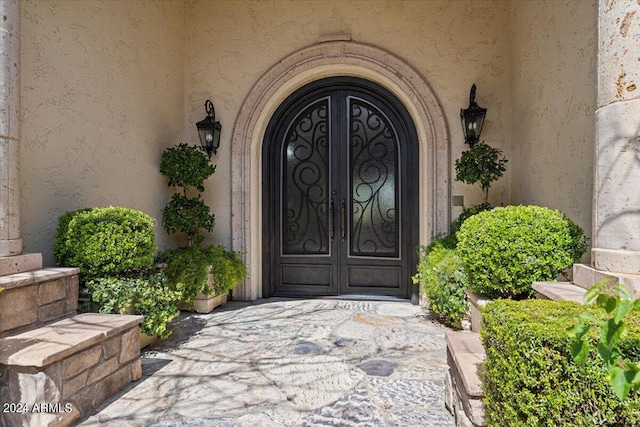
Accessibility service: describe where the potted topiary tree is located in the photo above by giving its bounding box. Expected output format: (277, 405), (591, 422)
(454, 141), (507, 206)
(159, 143), (246, 313)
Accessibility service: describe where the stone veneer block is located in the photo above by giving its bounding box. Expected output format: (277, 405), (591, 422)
(87, 357), (119, 384)
(0, 313), (143, 367)
(66, 274), (79, 312)
(39, 300), (70, 324)
(63, 346), (102, 379)
(573, 263), (640, 298)
(102, 336), (120, 359)
(63, 370), (88, 399)
(0, 285), (38, 331)
(1, 326), (143, 427)
(119, 327), (140, 364)
(39, 278), (66, 305)
(0, 253), (42, 276)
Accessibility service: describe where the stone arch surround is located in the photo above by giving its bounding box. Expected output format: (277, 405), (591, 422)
(230, 39), (450, 301)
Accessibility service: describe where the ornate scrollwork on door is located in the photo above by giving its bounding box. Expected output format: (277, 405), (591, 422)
(281, 98), (330, 254)
(349, 97), (399, 257)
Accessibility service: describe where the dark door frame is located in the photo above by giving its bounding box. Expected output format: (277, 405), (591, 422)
(262, 76), (419, 300)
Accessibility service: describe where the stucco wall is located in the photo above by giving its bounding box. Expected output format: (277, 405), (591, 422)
(21, 0), (598, 267)
(509, 0), (597, 246)
(20, 0), (185, 265)
(184, 0), (514, 247)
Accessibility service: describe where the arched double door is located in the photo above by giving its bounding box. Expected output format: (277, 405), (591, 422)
(262, 77), (419, 298)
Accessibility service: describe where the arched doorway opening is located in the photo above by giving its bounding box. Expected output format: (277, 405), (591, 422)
(262, 77), (419, 298)
(230, 40), (449, 301)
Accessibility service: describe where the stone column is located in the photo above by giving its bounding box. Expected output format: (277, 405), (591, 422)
(593, 0), (640, 274)
(0, 0), (22, 257)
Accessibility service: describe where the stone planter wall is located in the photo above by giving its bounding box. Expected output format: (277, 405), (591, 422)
(0, 313), (143, 426)
(180, 291), (228, 314)
(465, 290), (492, 333)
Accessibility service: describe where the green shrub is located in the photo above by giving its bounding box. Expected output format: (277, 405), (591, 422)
(455, 142), (507, 204)
(481, 299), (640, 426)
(412, 245), (467, 328)
(56, 207), (157, 282)
(450, 202), (493, 236)
(160, 143), (216, 193)
(88, 272), (181, 339)
(53, 208), (92, 267)
(457, 205), (587, 299)
(166, 244), (246, 302)
(162, 194), (215, 246)
(160, 143), (216, 246)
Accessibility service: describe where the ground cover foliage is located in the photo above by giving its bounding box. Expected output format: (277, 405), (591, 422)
(481, 299), (640, 427)
(413, 242), (467, 328)
(54, 206), (179, 337)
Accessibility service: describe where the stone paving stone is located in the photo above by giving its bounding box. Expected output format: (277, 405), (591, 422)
(78, 299), (455, 426)
(387, 408), (455, 427)
(357, 359), (399, 376)
(370, 378), (445, 409)
(299, 384), (386, 427)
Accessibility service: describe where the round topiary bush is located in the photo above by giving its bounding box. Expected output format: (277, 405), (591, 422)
(457, 205), (587, 299)
(55, 206), (157, 281)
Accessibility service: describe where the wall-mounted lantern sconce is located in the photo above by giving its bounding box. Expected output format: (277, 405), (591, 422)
(196, 100), (221, 157)
(460, 84), (487, 147)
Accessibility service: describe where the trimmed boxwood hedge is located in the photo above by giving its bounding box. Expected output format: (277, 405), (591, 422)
(457, 205), (587, 299)
(481, 299), (640, 427)
(54, 206), (157, 282)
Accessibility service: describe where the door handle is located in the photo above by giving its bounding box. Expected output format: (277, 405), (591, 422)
(330, 198), (335, 243)
(341, 199), (346, 242)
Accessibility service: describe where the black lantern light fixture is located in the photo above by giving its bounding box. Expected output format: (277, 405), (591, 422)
(196, 100), (221, 157)
(460, 84), (487, 147)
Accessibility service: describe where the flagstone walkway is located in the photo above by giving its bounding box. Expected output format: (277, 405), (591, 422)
(78, 298), (455, 427)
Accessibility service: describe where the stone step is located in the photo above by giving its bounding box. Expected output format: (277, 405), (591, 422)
(0, 313), (143, 426)
(573, 263), (640, 298)
(444, 331), (486, 427)
(532, 281), (586, 303)
(0, 253), (43, 277)
(0, 267), (80, 337)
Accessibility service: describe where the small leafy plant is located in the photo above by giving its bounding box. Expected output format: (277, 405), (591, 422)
(455, 141), (507, 204)
(412, 243), (467, 328)
(88, 271), (181, 339)
(568, 281), (640, 400)
(164, 244), (246, 302)
(160, 143), (216, 246)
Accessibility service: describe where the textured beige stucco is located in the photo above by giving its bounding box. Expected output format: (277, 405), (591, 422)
(184, 0), (514, 252)
(20, 0), (185, 265)
(509, 0), (597, 249)
(18, 0), (600, 278)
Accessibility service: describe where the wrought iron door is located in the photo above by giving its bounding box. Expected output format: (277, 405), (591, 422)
(263, 78), (418, 298)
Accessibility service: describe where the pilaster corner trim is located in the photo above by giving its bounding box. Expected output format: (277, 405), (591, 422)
(230, 40), (450, 301)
